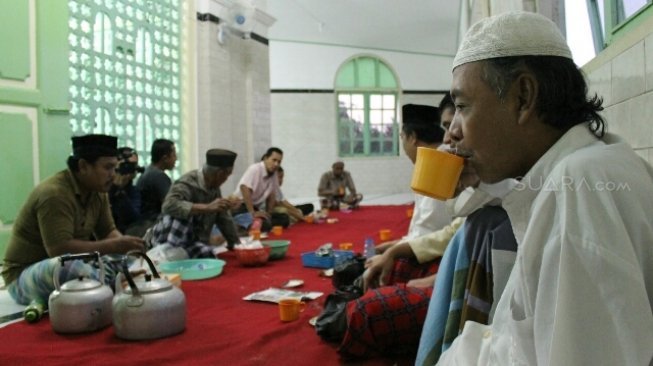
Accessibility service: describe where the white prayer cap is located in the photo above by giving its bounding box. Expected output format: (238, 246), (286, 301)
(452, 11), (572, 70)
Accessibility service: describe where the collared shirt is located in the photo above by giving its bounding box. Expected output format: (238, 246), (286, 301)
(438, 125), (653, 365)
(162, 169), (239, 245)
(318, 170), (356, 196)
(404, 194), (451, 240)
(407, 183), (512, 265)
(2, 170), (115, 284)
(233, 161), (279, 207)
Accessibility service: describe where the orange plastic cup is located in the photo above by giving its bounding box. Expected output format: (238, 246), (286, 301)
(278, 298), (306, 322)
(411, 147), (464, 200)
(304, 215), (314, 224)
(249, 229), (261, 240)
(272, 225), (283, 236)
(339, 242), (353, 250)
(379, 229), (392, 241)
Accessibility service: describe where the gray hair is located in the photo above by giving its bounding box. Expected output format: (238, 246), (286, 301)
(202, 164), (227, 176)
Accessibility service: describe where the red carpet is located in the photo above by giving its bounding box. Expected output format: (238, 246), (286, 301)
(0, 205), (413, 365)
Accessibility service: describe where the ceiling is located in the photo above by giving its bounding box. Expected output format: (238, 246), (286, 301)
(262, 0), (461, 57)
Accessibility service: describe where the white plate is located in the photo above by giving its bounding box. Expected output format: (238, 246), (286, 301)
(282, 279), (304, 288)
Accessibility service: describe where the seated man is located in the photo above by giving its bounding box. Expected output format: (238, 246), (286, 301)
(438, 11), (653, 365)
(231, 147), (283, 232)
(109, 147), (143, 234)
(270, 166), (314, 225)
(318, 161), (362, 210)
(1, 134), (145, 305)
(337, 101), (455, 358)
(375, 103), (451, 254)
(149, 149), (241, 257)
(136, 139), (177, 223)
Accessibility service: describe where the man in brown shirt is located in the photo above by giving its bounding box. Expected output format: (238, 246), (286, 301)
(2, 134), (145, 305)
(318, 161), (363, 209)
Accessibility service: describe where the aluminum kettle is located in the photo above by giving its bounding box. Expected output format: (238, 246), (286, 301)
(48, 252), (113, 333)
(113, 250), (186, 340)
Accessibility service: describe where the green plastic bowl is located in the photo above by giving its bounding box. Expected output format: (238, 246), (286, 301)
(159, 259), (225, 280)
(262, 240), (291, 260)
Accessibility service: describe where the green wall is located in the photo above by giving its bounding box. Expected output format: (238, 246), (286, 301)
(0, 0), (71, 261)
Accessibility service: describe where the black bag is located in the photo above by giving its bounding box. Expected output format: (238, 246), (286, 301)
(315, 280), (364, 342)
(270, 212), (291, 228)
(332, 255), (366, 290)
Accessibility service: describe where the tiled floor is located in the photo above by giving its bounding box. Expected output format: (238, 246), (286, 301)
(0, 192), (414, 325)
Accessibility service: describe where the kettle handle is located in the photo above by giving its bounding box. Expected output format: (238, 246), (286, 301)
(52, 251), (104, 291)
(120, 250), (161, 297)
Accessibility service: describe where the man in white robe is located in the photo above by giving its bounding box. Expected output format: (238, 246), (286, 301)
(436, 11), (653, 366)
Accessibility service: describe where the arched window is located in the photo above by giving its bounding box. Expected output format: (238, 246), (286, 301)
(335, 55), (400, 157)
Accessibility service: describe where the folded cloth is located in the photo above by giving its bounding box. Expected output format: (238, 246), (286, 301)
(415, 206), (517, 365)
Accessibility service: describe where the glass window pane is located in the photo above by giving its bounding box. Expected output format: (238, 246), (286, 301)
(383, 141), (394, 153)
(370, 95), (382, 109)
(620, 0), (648, 21)
(370, 141), (380, 154)
(351, 110), (364, 124)
(565, 0), (597, 66)
(382, 110), (395, 124)
(351, 94), (364, 109)
(383, 94), (395, 108)
(353, 140), (364, 154)
(340, 140), (351, 155)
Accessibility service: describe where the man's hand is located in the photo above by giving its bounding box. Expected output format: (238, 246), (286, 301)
(363, 252), (395, 291)
(117, 235), (146, 252)
(226, 195), (243, 210)
(407, 274), (436, 288)
(375, 240), (398, 254)
(253, 210), (270, 219)
(206, 198), (232, 213)
(112, 173), (131, 188)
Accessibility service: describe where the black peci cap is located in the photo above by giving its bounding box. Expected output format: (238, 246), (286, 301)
(206, 149), (237, 168)
(71, 134), (118, 158)
(402, 104), (440, 125)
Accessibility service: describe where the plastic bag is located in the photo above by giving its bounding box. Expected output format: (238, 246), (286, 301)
(315, 279), (364, 342)
(332, 255), (366, 290)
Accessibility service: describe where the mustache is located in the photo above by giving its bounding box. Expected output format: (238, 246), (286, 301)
(442, 144), (473, 158)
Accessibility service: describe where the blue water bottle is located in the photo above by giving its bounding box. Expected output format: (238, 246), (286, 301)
(364, 237), (376, 259)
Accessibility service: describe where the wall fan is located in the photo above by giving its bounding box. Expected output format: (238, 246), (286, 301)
(218, 0), (256, 44)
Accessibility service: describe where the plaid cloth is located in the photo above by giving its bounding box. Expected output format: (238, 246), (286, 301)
(337, 257), (440, 358)
(7, 256), (122, 305)
(150, 215), (216, 258)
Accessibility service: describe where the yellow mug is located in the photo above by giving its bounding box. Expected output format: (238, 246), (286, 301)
(278, 298), (306, 322)
(411, 147), (464, 200)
